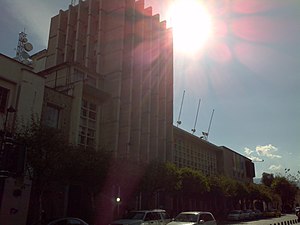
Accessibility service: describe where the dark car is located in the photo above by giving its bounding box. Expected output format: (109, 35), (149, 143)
(47, 217), (89, 225)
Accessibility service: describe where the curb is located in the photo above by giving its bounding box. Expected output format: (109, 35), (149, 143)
(270, 219), (300, 225)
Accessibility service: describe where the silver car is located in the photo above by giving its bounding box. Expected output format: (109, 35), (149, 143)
(110, 209), (171, 225)
(167, 211), (217, 225)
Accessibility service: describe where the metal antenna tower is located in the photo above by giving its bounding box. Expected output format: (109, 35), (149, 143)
(191, 98), (201, 134)
(176, 90), (185, 127)
(202, 109), (215, 141)
(14, 30), (33, 64)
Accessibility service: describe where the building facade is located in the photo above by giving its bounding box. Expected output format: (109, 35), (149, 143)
(173, 126), (220, 176)
(0, 53), (45, 225)
(219, 146), (255, 183)
(36, 0), (173, 163)
(173, 126), (255, 182)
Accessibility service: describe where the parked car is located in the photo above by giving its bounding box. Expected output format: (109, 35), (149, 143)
(168, 211), (217, 225)
(263, 210), (275, 218)
(226, 210), (244, 221)
(243, 209), (255, 220)
(263, 209), (281, 218)
(110, 209), (170, 225)
(273, 209), (281, 217)
(253, 209), (263, 219)
(47, 217), (89, 225)
(296, 207), (300, 222)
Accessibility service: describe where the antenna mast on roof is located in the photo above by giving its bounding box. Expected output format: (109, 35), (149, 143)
(202, 109), (215, 141)
(191, 98), (201, 134)
(176, 90), (185, 127)
(14, 29), (33, 65)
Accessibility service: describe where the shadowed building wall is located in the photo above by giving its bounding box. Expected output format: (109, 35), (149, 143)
(43, 0), (173, 163)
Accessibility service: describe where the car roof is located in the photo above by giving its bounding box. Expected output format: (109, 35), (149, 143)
(131, 209), (166, 213)
(179, 211), (212, 214)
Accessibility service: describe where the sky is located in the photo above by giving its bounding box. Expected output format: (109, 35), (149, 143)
(0, 0), (299, 179)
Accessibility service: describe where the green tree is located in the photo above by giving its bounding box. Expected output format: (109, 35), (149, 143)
(16, 121), (111, 223)
(179, 167), (209, 196)
(261, 172), (274, 187)
(140, 161), (181, 194)
(16, 122), (73, 223)
(63, 146), (111, 214)
(272, 176), (298, 212)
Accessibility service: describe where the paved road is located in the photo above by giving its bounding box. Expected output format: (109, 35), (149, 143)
(219, 214), (299, 225)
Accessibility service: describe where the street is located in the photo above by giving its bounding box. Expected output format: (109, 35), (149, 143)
(219, 214), (299, 225)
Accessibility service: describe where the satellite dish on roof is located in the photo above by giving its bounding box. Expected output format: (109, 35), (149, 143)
(15, 31), (34, 63)
(24, 42), (33, 51)
(20, 36), (28, 43)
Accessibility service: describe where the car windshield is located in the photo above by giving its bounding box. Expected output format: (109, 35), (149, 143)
(123, 212), (145, 220)
(175, 213), (198, 222)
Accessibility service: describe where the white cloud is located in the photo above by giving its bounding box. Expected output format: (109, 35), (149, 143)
(244, 147), (253, 156)
(269, 164), (282, 171)
(244, 147), (264, 162)
(256, 144), (282, 159)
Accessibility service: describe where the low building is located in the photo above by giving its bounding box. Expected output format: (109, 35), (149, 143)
(173, 126), (220, 176)
(173, 126), (255, 183)
(219, 146), (255, 183)
(0, 53), (45, 225)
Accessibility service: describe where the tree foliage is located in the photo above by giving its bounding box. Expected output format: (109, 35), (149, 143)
(140, 161), (181, 193)
(272, 175), (298, 211)
(16, 121), (111, 223)
(179, 167), (209, 196)
(261, 172), (274, 187)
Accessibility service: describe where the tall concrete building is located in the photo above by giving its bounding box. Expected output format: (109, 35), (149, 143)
(37, 0), (173, 163)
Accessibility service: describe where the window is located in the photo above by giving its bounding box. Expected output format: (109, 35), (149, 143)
(151, 212), (159, 220)
(199, 213), (214, 222)
(78, 99), (97, 148)
(44, 104), (60, 128)
(0, 86), (9, 113)
(144, 212), (155, 221)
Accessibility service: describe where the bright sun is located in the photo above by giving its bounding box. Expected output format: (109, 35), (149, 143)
(168, 0), (213, 54)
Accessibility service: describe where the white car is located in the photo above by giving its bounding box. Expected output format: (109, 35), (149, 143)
(110, 209), (171, 225)
(167, 211), (217, 225)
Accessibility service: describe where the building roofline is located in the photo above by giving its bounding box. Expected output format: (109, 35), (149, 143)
(173, 125), (221, 151)
(0, 53), (34, 69)
(219, 145), (253, 162)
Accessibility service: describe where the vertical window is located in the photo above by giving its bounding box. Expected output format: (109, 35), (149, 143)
(0, 86), (9, 113)
(79, 99), (97, 148)
(44, 104), (60, 128)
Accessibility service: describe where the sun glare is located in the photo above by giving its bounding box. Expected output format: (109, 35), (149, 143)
(168, 0), (213, 54)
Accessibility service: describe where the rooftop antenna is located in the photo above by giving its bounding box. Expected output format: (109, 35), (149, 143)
(14, 29), (33, 65)
(201, 109), (215, 141)
(176, 90), (185, 127)
(191, 98), (201, 134)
